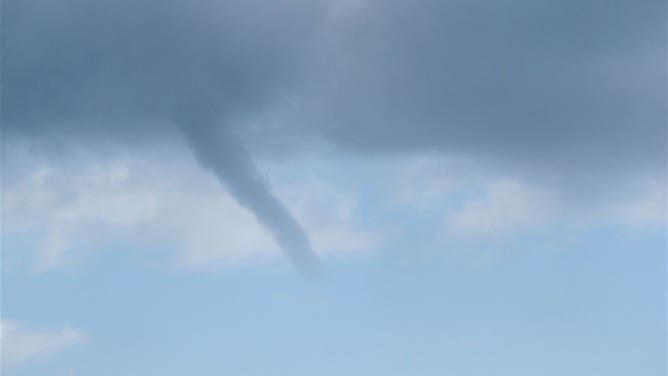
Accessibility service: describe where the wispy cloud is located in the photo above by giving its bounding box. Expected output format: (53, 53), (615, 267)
(443, 179), (553, 239)
(1, 319), (87, 369)
(1, 148), (379, 271)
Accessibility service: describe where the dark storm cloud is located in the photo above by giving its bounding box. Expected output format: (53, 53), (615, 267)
(2, 0), (321, 138)
(4, 0), (664, 178)
(2, 0), (666, 260)
(305, 0), (666, 184)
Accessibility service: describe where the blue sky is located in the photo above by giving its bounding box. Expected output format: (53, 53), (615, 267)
(2, 0), (666, 374)
(2, 221), (666, 375)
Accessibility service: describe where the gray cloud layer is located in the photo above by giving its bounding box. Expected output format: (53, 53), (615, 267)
(2, 0), (666, 261)
(3, 0), (321, 137)
(307, 0), (666, 184)
(4, 0), (664, 176)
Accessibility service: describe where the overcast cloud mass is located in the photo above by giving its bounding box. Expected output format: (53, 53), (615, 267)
(4, 0), (665, 174)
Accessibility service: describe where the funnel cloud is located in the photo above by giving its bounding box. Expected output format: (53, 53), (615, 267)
(181, 117), (319, 271)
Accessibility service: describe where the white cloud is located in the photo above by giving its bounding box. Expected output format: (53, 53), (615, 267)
(3, 156), (162, 270)
(1, 147), (379, 271)
(442, 179), (553, 239)
(1, 319), (87, 369)
(385, 154), (666, 247)
(2, 147), (663, 271)
(608, 178), (667, 228)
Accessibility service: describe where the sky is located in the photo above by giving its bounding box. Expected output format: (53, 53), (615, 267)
(1, 0), (666, 375)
